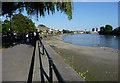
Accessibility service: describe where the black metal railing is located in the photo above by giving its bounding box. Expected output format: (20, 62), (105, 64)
(38, 37), (65, 83)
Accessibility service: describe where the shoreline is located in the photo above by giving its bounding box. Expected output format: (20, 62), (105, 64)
(61, 34), (120, 50)
(58, 34), (119, 54)
(44, 34), (118, 81)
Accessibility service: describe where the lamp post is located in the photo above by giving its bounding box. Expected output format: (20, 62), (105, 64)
(85, 29), (86, 34)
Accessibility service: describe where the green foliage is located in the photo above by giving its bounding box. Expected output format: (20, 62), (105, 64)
(2, 2), (73, 20)
(51, 31), (53, 34)
(2, 14), (36, 34)
(99, 25), (114, 35)
(2, 20), (10, 35)
(100, 26), (104, 32)
(39, 30), (43, 33)
(46, 29), (49, 34)
(64, 56), (74, 68)
(112, 27), (120, 36)
(57, 30), (61, 34)
(78, 70), (88, 80)
(39, 34), (47, 38)
(39, 34), (44, 38)
(63, 29), (73, 34)
(11, 14), (36, 33)
(44, 35), (47, 38)
(39, 24), (46, 27)
(104, 25), (113, 34)
(99, 25), (120, 36)
(98, 26), (105, 34)
(64, 56), (73, 61)
(2, 20), (17, 35)
(86, 31), (91, 34)
(0, 21), (2, 33)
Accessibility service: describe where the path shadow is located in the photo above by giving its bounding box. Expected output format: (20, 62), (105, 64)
(38, 41), (50, 82)
(27, 40), (50, 83)
(2, 37), (35, 49)
(27, 40), (36, 83)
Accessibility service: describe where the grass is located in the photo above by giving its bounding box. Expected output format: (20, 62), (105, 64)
(42, 52), (46, 56)
(64, 55), (74, 68)
(51, 48), (104, 81)
(49, 45), (56, 48)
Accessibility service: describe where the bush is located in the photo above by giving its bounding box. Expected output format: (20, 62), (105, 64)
(86, 31), (91, 34)
(99, 25), (113, 35)
(39, 34), (43, 38)
(44, 35), (47, 38)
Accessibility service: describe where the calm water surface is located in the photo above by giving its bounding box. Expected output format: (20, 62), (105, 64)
(63, 34), (120, 49)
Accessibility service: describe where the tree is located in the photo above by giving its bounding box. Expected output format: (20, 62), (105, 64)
(63, 29), (72, 34)
(46, 29), (49, 34)
(112, 27), (120, 36)
(98, 26), (105, 34)
(99, 25), (113, 35)
(2, 2), (73, 20)
(57, 30), (61, 34)
(104, 25), (113, 34)
(100, 26), (105, 32)
(2, 20), (16, 35)
(39, 30), (43, 34)
(11, 14), (36, 33)
(2, 2), (73, 39)
(39, 24), (46, 28)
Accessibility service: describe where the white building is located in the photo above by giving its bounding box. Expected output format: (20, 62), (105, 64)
(92, 28), (100, 32)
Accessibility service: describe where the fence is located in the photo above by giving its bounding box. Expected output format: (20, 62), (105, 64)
(38, 37), (65, 83)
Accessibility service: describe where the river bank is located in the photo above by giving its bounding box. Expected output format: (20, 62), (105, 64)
(43, 35), (119, 81)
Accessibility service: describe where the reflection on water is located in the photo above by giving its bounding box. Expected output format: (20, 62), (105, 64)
(63, 34), (120, 49)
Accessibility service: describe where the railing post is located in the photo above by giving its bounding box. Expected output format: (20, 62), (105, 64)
(49, 59), (53, 83)
(38, 37), (64, 83)
(43, 46), (44, 55)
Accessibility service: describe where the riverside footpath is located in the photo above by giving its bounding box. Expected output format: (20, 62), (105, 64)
(2, 39), (84, 82)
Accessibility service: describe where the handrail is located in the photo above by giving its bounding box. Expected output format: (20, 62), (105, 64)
(38, 37), (65, 83)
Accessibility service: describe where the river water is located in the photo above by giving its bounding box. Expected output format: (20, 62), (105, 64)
(63, 34), (120, 50)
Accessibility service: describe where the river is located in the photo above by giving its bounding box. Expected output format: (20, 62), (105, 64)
(63, 34), (120, 50)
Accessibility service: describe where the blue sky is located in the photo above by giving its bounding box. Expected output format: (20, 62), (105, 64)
(2, 2), (118, 31)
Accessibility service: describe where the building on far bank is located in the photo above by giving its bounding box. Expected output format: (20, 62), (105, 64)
(92, 28), (100, 32)
(73, 31), (85, 34)
(36, 24), (62, 35)
(37, 24), (50, 34)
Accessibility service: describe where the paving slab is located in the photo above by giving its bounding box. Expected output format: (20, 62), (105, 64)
(2, 44), (34, 81)
(33, 40), (57, 81)
(32, 41), (41, 81)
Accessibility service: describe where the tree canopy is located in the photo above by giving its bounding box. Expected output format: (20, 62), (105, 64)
(2, 1), (73, 20)
(112, 27), (120, 35)
(104, 25), (113, 33)
(100, 26), (104, 32)
(2, 20), (12, 35)
(2, 14), (36, 35)
(11, 14), (36, 33)
(98, 25), (120, 36)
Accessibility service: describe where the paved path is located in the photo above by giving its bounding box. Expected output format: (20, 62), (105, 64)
(0, 49), (2, 83)
(2, 40), (85, 82)
(2, 44), (34, 81)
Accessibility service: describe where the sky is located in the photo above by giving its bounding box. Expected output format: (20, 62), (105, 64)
(2, 2), (118, 31)
(73, 0), (119, 2)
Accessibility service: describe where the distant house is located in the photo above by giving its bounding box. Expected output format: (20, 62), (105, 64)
(50, 28), (58, 34)
(73, 31), (85, 34)
(37, 24), (50, 34)
(36, 25), (62, 35)
(92, 28), (100, 32)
